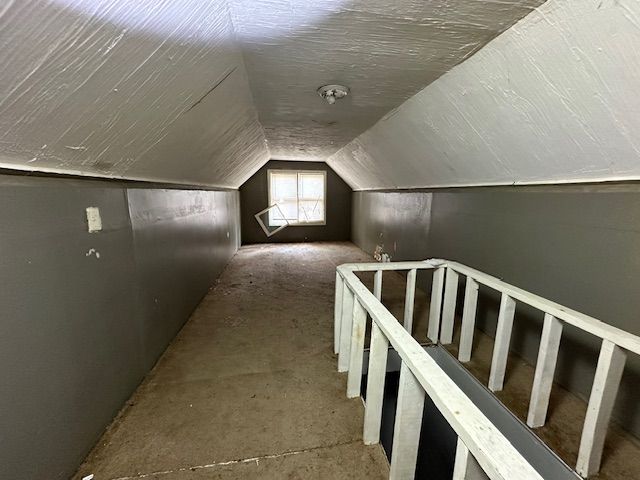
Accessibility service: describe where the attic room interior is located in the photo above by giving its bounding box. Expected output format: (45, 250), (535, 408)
(1, 1), (639, 479)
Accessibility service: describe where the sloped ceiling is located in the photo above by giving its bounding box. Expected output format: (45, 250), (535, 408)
(0, 0), (544, 188)
(230, 0), (543, 161)
(0, 0), (269, 188)
(328, 0), (640, 190)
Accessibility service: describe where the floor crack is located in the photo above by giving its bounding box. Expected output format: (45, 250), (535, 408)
(110, 440), (362, 479)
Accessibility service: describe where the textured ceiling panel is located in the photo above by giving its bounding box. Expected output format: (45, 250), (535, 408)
(229, 0), (543, 160)
(327, 0), (640, 190)
(0, 0), (269, 188)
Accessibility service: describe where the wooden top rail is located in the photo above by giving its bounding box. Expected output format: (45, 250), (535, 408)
(339, 267), (543, 480)
(338, 259), (640, 355)
(338, 260), (444, 272)
(436, 260), (640, 356)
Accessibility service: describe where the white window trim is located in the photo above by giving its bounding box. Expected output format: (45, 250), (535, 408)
(267, 169), (327, 227)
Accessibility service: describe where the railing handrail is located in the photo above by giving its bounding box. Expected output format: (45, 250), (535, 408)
(338, 260), (444, 272)
(335, 258), (638, 479)
(338, 259), (640, 355)
(436, 260), (640, 355)
(338, 265), (543, 480)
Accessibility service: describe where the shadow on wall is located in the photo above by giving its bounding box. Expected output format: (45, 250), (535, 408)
(239, 160), (352, 244)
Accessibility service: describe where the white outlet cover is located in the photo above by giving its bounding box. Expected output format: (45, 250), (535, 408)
(86, 207), (102, 233)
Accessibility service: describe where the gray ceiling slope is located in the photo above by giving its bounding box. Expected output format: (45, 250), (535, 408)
(0, 1), (268, 188)
(328, 0), (640, 190)
(230, 0), (543, 161)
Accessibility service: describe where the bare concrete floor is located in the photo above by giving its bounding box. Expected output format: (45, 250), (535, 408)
(74, 242), (388, 480)
(75, 242), (639, 480)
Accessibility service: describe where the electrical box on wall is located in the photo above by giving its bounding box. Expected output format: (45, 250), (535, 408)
(86, 207), (102, 233)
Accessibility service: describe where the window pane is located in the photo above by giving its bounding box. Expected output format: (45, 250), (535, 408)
(269, 172), (298, 226)
(298, 173), (325, 200)
(298, 172), (325, 223)
(270, 172), (297, 203)
(299, 199), (324, 223)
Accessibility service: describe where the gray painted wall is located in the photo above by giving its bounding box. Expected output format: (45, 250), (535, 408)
(352, 185), (640, 439)
(0, 175), (240, 479)
(240, 160), (351, 244)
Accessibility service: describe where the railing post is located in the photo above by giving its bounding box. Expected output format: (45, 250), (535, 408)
(374, 269), (383, 301)
(428, 266), (446, 342)
(527, 314), (563, 428)
(347, 299), (367, 398)
(338, 288), (354, 372)
(389, 362), (425, 480)
(453, 438), (490, 480)
(488, 293), (516, 392)
(458, 277), (479, 363)
(441, 267), (459, 344)
(363, 321), (389, 444)
(334, 272), (344, 355)
(576, 340), (627, 477)
(403, 269), (417, 334)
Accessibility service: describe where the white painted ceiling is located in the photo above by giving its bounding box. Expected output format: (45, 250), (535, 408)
(0, 0), (268, 188)
(327, 0), (640, 190)
(0, 0), (543, 188)
(230, 0), (543, 161)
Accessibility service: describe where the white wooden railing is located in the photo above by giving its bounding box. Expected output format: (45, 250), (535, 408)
(334, 259), (640, 479)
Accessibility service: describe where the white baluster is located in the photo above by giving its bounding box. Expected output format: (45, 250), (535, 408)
(488, 293), (516, 392)
(403, 269), (417, 334)
(458, 277), (479, 363)
(363, 321), (389, 444)
(428, 266), (446, 342)
(389, 363), (425, 480)
(576, 340), (626, 477)
(338, 288), (354, 372)
(334, 272), (344, 354)
(441, 268), (460, 344)
(347, 299), (367, 398)
(527, 314), (563, 428)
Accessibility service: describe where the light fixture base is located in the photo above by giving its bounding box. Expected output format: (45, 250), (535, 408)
(317, 84), (349, 105)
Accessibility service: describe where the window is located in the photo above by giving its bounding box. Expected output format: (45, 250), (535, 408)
(268, 170), (326, 226)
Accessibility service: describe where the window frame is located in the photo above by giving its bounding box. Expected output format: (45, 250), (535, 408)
(267, 169), (327, 227)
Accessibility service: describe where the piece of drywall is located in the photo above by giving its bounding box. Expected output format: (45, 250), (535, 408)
(329, 0), (640, 190)
(352, 185), (640, 439)
(0, 174), (239, 480)
(240, 160), (351, 244)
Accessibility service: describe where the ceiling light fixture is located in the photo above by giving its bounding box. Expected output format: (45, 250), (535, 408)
(317, 84), (349, 105)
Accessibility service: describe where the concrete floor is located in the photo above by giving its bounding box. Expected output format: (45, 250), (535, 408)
(74, 242), (388, 480)
(75, 241), (639, 480)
